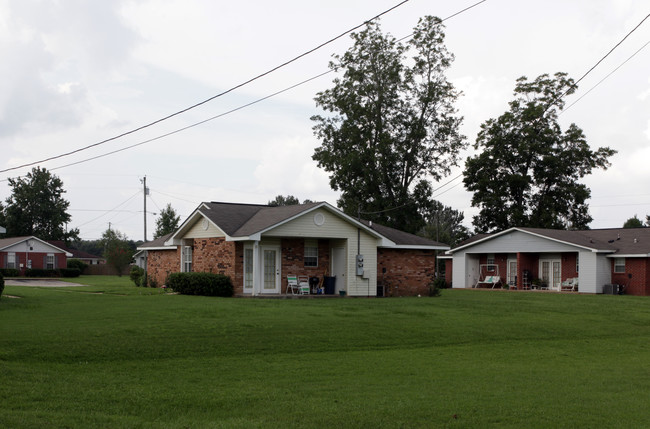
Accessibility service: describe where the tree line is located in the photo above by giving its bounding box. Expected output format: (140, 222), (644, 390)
(1, 14), (633, 251)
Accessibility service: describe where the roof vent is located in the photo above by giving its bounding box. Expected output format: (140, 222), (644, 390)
(634, 238), (638, 243)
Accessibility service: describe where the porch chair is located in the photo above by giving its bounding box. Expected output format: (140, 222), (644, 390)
(298, 275), (310, 295)
(286, 275), (300, 295)
(561, 278), (578, 292)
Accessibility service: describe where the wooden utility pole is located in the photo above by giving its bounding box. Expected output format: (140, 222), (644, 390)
(141, 176), (148, 242)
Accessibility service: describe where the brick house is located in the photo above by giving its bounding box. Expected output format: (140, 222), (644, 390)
(0, 236), (72, 274)
(139, 201), (449, 296)
(443, 227), (650, 295)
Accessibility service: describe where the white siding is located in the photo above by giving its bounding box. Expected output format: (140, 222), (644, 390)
(462, 230), (580, 254)
(3, 239), (63, 253)
(265, 209), (378, 296)
(452, 253), (479, 289)
(577, 251), (611, 294)
(184, 217), (226, 239)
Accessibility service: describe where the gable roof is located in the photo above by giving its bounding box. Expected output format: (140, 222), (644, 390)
(362, 221), (449, 249)
(0, 236), (73, 256)
(167, 201), (447, 250)
(47, 240), (104, 260)
(447, 227), (650, 256)
(137, 233), (176, 251)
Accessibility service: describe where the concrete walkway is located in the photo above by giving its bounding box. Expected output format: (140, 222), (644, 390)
(4, 279), (86, 287)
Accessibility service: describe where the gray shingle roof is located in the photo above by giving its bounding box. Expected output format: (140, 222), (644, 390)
(192, 201), (447, 248)
(453, 227), (650, 255)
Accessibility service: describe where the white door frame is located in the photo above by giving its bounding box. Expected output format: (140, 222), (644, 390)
(539, 259), (562, 291)
(331, 246), (347, 293)
(507, 259), (517, 286)
(260, 245), (281, 294)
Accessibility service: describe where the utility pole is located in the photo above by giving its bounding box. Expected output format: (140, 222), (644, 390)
(141, 176), (149, 242)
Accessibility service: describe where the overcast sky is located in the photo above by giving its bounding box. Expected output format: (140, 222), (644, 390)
(1, 0), (649, 241)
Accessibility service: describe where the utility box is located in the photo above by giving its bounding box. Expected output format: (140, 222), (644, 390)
(356, 254), (364, 276)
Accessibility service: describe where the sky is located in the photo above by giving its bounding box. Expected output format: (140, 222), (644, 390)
(1, 0), (649, 242)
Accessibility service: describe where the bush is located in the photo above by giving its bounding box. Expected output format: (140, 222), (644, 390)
(166, 272), (234, 297)
(148, 276), (159, 288)
(0, 272), (4, 300)
(58, 268), (81, 278)
(427, 278), (446, 297)
(0, 268), (20, 277)
(130, 266), (145, 287)
(67, 258), (89, 274)
(25, 269), (59, 278)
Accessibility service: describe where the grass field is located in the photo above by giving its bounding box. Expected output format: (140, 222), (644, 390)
(1, 278), (650, 428)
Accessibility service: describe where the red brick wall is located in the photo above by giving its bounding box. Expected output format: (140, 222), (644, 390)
(478, 253), (508, 282)
(561, 253), (579, 282)
(281, 239), (331, 291)
(146, 248), (179, 286)
(1, 251), (67, 273)
(517, 253), (538, 289)
(377, 249), (436, 296)
(611, 258), (650, 296)
(192, 238), (237, 279)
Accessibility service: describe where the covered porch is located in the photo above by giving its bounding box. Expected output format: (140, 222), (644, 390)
(468, 251), (582, 292)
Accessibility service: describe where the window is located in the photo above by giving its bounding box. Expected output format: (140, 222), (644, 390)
(614, 258), (625, 273)
(183, 246), (193, 272)
(244, 248), (253, 289)
(7, 252), (16, 269)
(304, 241), (318, 267)
(487, 254), (495, 272)
(46, 254), (55, 270)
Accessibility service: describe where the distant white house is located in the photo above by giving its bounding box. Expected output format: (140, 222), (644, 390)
(0, 226), (6, 234)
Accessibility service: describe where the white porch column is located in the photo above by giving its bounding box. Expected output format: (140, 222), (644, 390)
(252, 241), (260, 296)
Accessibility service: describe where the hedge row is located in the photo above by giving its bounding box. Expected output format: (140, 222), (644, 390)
(0, 268), (81, 278)
(166, 272), (234, 297)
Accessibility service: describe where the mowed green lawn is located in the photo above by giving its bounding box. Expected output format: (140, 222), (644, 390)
(1, 277), (650, 428)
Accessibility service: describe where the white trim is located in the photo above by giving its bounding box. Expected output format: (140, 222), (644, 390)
(0, 236), (73, 257)
(381, 244), (449, 250)
(606, 254), (650, 258)
(447, 227), (609, 255)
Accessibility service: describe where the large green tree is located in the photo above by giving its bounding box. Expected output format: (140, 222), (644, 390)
(311, 16), (465, 233)
(464, 73), (616, 233)
(623, 215), (646, 228)
(101, 228), (133, 276)
(419, 200), (471, 247)
(154, 203), (180, 239)
(0, 167), (79, 242)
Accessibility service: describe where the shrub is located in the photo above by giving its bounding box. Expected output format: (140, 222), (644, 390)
(67, 258), (89, 274)
(0, 268), (20, 277)
(166, 272), (234, 297)
(148, 276), (159, 288)
(58, 268), (81, 278)
(0, 272), (4, 300)
(25, 269), (59, 278)
(130, 266), (145, 287)
(427, 278), (446, 297)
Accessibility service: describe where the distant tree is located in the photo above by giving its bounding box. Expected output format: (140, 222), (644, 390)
(419, 200), (471, 247)
(268, 195), (301, 206)
(0, 167), (79, 242)
(647, 215), (650, 227)
(311, 16), (466, 234)
(464, 73), (616, 233)
(623, 215), (645, 228)
(101, 228), (133, 276)
(154, 203), (180, 239)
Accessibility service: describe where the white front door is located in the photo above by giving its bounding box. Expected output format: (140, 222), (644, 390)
(261, 246), (281, 294)
(540, 259), (562, 290)
(331, 247), (346, 293)
(507, 259), (517, 286)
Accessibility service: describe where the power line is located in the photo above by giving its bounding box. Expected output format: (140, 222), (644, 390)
(0, 0), (412, 175)
(550, 12), (650, 112)
(73, 190), (141, 229)
(561, 40), (650, 114)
